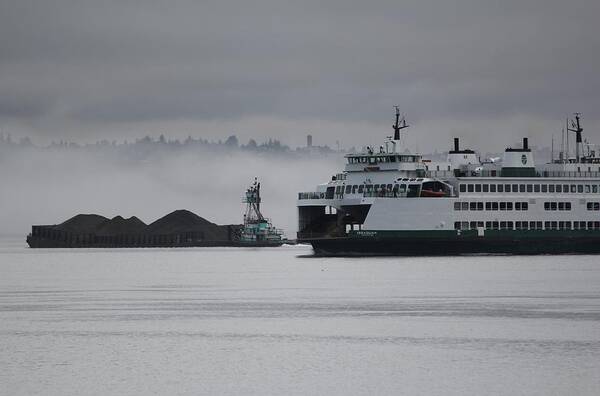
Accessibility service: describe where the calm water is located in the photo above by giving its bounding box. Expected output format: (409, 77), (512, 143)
(1, 239), (599, 395)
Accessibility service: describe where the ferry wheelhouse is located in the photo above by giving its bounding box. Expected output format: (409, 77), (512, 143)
(297, 110), (600, 255)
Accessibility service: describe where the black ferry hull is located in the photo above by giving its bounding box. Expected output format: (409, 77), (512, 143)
(303, 230), (600, 256)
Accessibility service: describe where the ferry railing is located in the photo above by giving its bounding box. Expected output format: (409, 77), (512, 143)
(540, 171), (600, 178)
(427, 170), (600, 178)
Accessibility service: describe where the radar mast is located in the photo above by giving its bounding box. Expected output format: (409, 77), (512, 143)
(567, 112), (583, 163)
(392, 106), (409, 141)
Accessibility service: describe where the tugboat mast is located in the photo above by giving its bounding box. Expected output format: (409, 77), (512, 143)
(243, 178), (264, 224)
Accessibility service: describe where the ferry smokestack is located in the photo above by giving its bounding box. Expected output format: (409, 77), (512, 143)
(523, 138), (528, 150)
(454, 138), (459, 152)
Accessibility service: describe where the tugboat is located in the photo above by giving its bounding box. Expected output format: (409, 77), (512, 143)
(239, 178), (285, 246)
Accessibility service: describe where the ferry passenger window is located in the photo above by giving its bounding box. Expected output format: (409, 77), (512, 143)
(345, 185), (352, 194)
(522, 202), (528, 210)
(390, 156), (396, 162)
(527, 184), (533, 193)
(574, 222), (580, 230)
(470, 202), (477, 211)
(485, 202), (492, 210)
(519, 184), (526, 193)
(387, 184), (393, 191)
(374, 184), (380, 191)
(461, 222), (469, 230)
(483, 184), (489, 193)
(500, 202), (506, 211)
(578, 185), (584, 193)
(492, 222), (499, 230)
(551, 202), (557, 210)
(544, 202), (550, 210)
(497, 184), (504, 193)
(587, 221), (594, 229)
(585, 185), (591, 193)
(515, 221), (522, 230)
(461, 202), (468, 210)
(460, 185), (466, 193)
(366, 185), (373, 192)
(407, 184), (419, 197)
(477, 221), (484, 228)
(352, 185), (358, 193)
(507, 221), (514, 229)
(530, 221), (536, 230)
(537, 221), (542, 229)
(470, 221), (477, 230)
(468, 184), (474, 192)
(549, 185), (555, 193)
(485, 221), (492, 229)
(454, 222), (461, 230)
(492, 202), (499, 210)
(586, 202), (592, 210)
(358, 185), (364, 193)
(475, 184), (482, 192)
(596, 222), (600, 229)
(513, 184), (519, 192)
(454, 202), (461, 211)
(399, 185), (407, 193)
(515, 202), (521, 210)
(552, 221), (558, 230)
(593, 186), (598, 193)
(565, 202), (571, 210)
(534, 185), (540, 193)
(558, 202), (565, 211)
(490, 184), (496, 193)
(595, 202), (600, 210)
(507, 202), (513, 210)
(500, 221), (507, 229)
(555, 185), (562, 193)
(571, 185), (577, 193)
(541, 185), (547, 193)
(504, 184), (511, 193)
(477, 202), (483, 211)
(579, 221), (587, 229)
(564, 184), (570, 192)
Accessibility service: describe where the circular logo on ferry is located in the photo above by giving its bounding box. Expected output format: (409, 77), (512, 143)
(521, 154), (527, 165)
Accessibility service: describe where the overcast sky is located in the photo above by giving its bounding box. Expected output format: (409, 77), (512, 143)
(1, 0), (600, 151)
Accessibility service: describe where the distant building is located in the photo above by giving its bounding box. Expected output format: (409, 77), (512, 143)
(307, 134), (313, 148)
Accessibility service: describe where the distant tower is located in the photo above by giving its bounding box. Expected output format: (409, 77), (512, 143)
(307, 134), (313, 148)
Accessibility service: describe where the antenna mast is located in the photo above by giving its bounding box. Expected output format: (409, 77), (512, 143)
(567, 112), (583, 163)
(392, 106), (408, 140)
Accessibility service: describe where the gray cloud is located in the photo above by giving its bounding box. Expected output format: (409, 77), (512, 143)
(1, 0), (599, 148)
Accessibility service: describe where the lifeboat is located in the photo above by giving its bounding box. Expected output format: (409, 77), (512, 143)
(420, 189), (446, 197)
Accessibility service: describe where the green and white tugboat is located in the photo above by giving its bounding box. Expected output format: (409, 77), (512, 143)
(239, 178), (285, 246)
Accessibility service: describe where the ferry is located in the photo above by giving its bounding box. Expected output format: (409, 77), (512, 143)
(297, 109), (600, 255)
